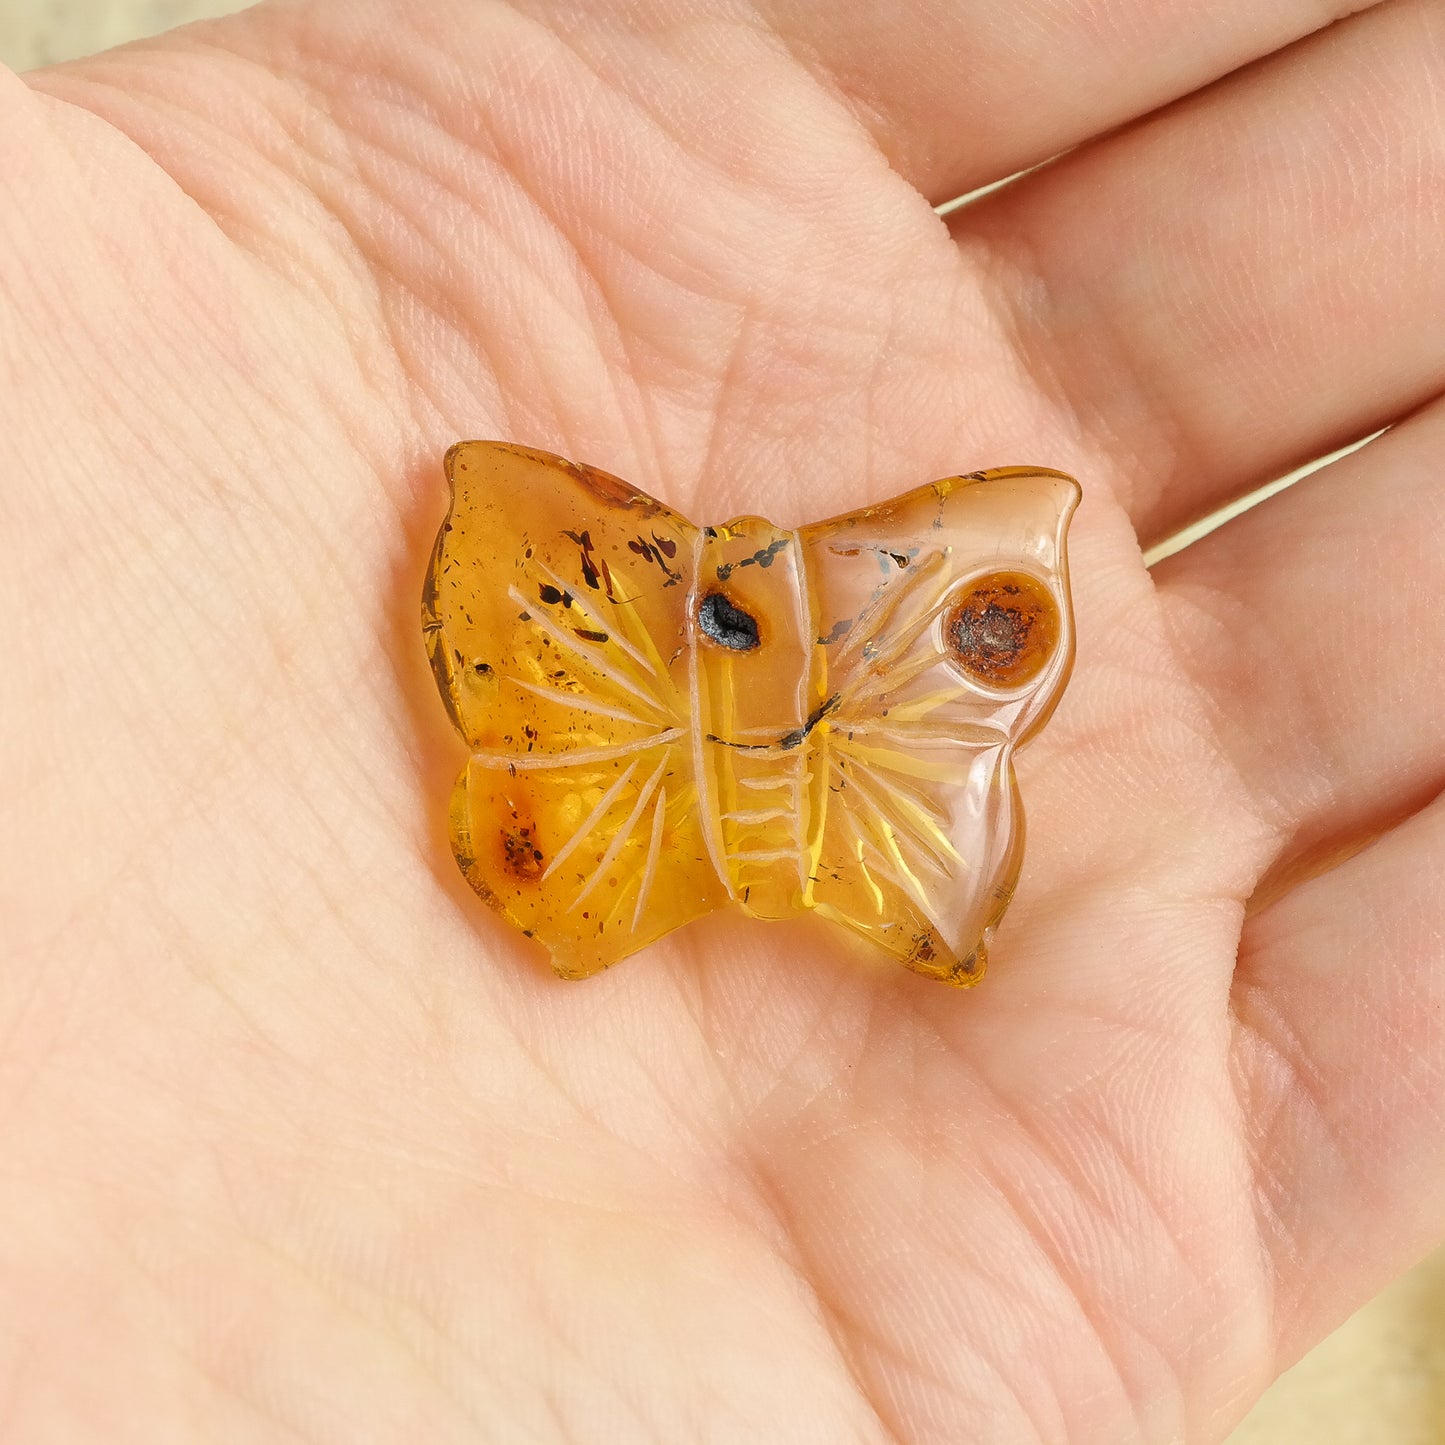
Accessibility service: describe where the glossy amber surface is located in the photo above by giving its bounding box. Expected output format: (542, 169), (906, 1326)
(423, 442), (1080, 984)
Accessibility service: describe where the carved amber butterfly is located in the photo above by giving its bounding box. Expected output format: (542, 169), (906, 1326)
(423, 442), (1080, 985)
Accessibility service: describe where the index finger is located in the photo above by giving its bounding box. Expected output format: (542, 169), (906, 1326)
(753, 0), (1382, 201)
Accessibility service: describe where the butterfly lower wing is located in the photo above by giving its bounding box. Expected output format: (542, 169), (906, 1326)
(798, 469), (1080, 983)
(809, 730), (1022, 984)
(448, 738), (726, 979)
(424, 441), (728, 974)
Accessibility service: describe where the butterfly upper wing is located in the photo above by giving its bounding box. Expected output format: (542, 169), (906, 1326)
(423, 441), (729, 976)
(797, 468), (1080, 984)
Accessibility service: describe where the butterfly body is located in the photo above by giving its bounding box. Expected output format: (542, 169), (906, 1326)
(424, 442), (1079, 984)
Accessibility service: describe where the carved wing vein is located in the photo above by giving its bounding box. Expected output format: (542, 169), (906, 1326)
(840, 644), (953, 715)
(839, 753), (963, 873)
(571, 752), (670, 912)
(829, 551), (949, 682)
(471, 730), (684, 771)
(529, 559), (666, 683)
(829, 755), (940, 915)
(839, 720), (1004, 748)
(509, 676), (658, 728)
(541, 759), (641, 882)
(831, 781), (901, 916)
(507, 584), (674, 722)
(630, 785), (669, 932)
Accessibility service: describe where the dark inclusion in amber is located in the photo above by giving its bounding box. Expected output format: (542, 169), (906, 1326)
(423, 442), (1080, 986)
(696, 592), (762, 651)
(945, 571), (1061, 689)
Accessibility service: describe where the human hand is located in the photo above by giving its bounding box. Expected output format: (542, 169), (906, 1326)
(3, 0), (1442, 1439)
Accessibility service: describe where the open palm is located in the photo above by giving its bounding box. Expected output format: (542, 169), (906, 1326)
(4, 0), (1443, 1439)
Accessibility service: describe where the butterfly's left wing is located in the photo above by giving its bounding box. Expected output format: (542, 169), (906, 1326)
(797, 468), (1080, 985)
(423, 442), (730, 977)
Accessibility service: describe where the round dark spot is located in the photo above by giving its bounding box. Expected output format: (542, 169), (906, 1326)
(697, 591), (761, 651)
(944, 571), (1059, 688)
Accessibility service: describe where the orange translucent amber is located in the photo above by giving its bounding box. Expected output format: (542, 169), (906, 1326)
(423, 442), (1080, 985)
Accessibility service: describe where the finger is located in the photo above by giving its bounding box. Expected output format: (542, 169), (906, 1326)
(755, 0), (1377, 203)
(1231, 788), (1445, 1366)
(1152, 398), (1445, 883)
(956, 0), (1445, 547)
(79, 0), (1383, 210)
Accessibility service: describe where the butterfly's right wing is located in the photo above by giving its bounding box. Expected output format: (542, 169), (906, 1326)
(798, 469), (1080, 985)
(424, 442), (730, 977)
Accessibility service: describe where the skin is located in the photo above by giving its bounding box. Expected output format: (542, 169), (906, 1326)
(2, 0), (1443, 1439)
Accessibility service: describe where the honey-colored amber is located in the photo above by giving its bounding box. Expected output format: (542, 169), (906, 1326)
(423, 442), (1080, 985)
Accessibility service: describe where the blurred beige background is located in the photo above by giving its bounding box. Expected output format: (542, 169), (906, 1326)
(0, 0), (244, 68)
(3, 2), (1442, 1441)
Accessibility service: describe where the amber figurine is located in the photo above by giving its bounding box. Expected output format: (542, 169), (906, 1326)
(423, 442), (1079, 985)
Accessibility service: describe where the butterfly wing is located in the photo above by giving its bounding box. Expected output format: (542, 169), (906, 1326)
(797, 468), (1080, 985)
(423, 441), (729, 977)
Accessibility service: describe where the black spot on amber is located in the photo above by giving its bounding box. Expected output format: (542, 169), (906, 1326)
(697, 591), (761, 651)
(502, 826), (545, 880)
